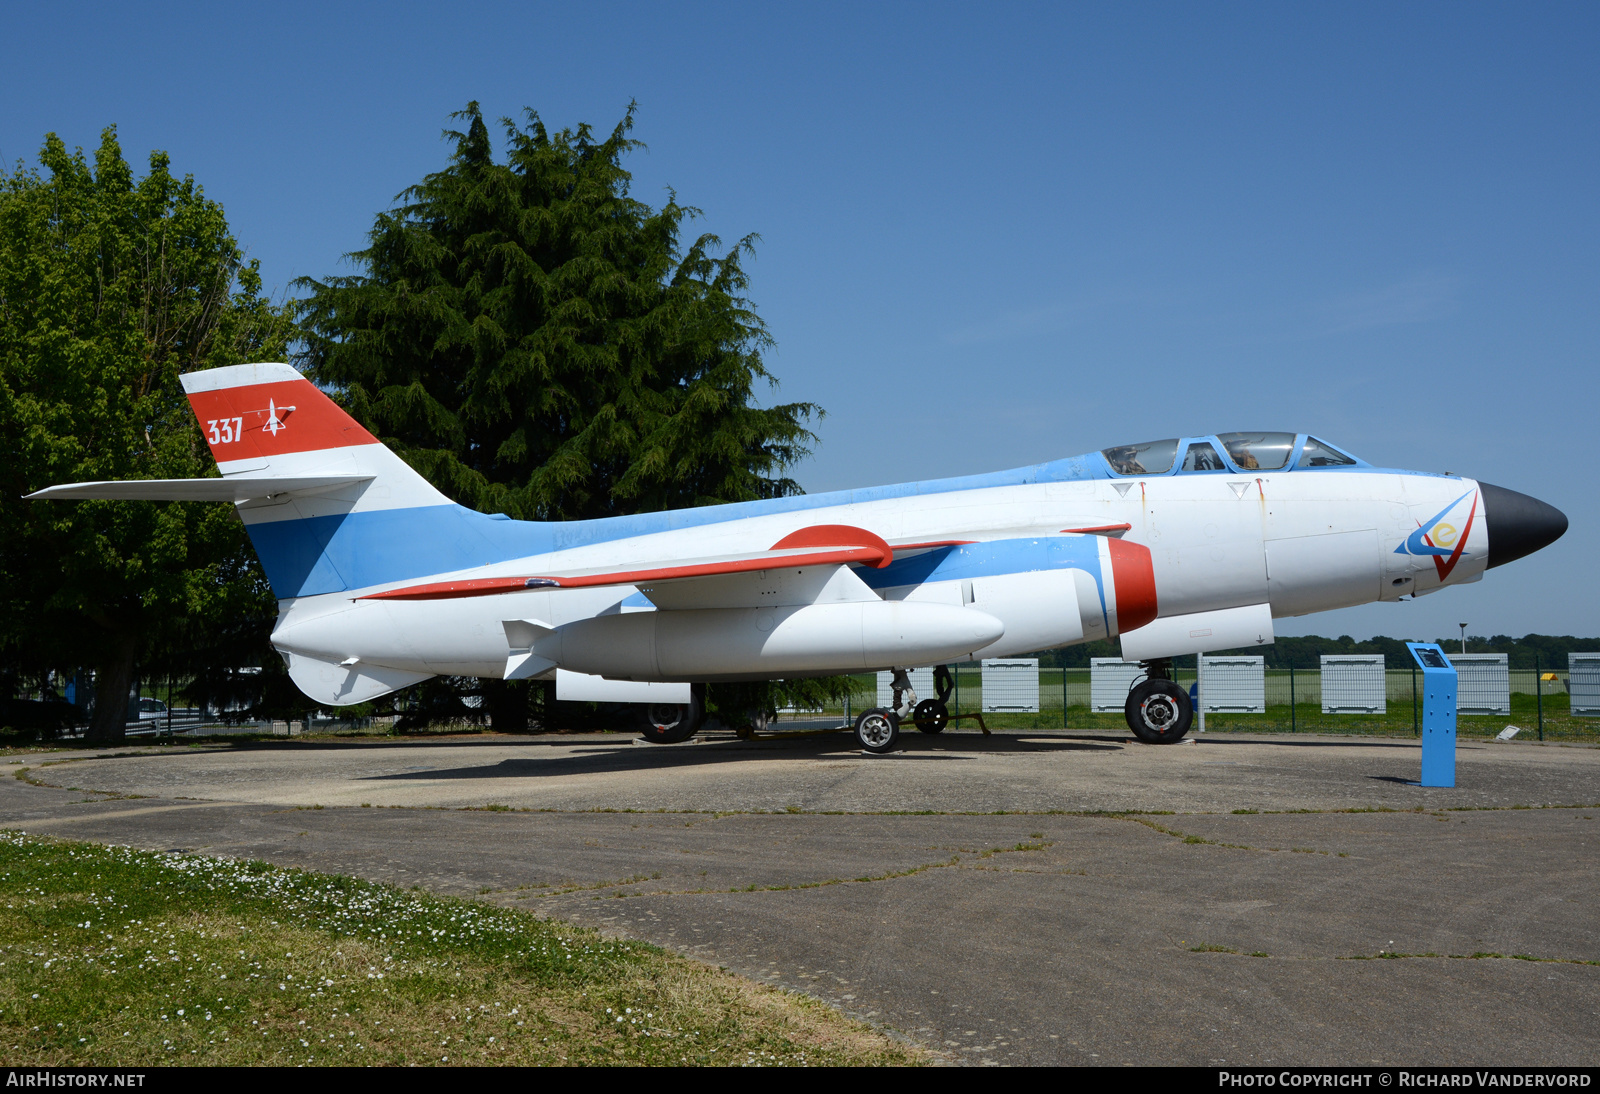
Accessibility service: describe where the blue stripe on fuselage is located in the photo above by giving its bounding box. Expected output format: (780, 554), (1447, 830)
(250, 455), (1108, 597)
(248, 448), (1440, 598)
(859, 536), (1102, 589)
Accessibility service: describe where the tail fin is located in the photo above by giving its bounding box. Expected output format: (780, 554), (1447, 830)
(182, 361), (388, 468)
(180, 363), (523, 600)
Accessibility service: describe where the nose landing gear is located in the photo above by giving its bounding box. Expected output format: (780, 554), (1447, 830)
(1125, 659), (1193, 744)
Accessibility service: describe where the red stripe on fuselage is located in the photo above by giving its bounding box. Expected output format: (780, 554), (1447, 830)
(359, 545), (895, 601)
(1107, 538), (1158, 633)
(186, 379), (377, 462)
(1060, 524), (1132, 536)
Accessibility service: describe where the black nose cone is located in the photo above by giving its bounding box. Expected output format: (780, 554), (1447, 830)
(1479, 482), (1567, 569)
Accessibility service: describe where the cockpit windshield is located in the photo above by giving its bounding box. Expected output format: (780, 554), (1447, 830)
(1101, 438), (1178, 476)
(1216, 432), (1295, 471)
(1296, 436), (1358, 468)
(1182, 442), (1227, 472)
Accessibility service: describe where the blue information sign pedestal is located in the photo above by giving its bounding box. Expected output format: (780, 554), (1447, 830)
(1407, 642), (1458, 788)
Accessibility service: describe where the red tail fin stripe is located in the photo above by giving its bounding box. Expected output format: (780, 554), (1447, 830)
(186, 379), (376, 461)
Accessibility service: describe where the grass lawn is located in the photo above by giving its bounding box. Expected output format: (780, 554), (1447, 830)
(0, 832), (921, 1067)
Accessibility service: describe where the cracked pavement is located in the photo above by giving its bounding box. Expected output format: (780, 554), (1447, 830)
(1, 728), (1597, 1065)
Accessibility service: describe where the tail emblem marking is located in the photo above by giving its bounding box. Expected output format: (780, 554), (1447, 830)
(261, 398), (296, 436)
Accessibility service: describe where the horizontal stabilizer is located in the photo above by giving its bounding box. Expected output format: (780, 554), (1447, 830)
(26, 475), (374, 502)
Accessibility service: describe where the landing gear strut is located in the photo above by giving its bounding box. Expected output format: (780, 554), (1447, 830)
(912, 665), (954, 734)
(637, 684), (706, 744)
(1125, 659), (1192, 744)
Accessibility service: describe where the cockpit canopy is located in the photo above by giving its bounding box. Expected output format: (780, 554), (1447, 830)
(1100, 433), (1360, 477)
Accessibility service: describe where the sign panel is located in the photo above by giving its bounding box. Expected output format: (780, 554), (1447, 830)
(1406, 643), (1457, 788)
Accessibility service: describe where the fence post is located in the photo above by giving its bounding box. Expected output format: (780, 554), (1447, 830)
(1288, 661), (1296, 733)
(1411, 665), (1419, 737)
(1535, 653), (1543, 741)
(1061, 666), (1068, 730)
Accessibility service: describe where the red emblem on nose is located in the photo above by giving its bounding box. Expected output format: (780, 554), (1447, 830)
(1420, 493), (1478, 580)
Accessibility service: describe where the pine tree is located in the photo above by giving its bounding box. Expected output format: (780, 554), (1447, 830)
(294, 103), (829, 728)
(294, 102), (819, 522)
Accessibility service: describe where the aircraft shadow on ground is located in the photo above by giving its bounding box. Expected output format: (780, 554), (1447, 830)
(1366, 774), (1423, 786)
(1184, 735), (1421, 750)
(356, 734), (1124, 782)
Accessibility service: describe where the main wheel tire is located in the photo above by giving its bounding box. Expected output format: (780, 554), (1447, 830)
(1125, 678), (1193, 744)
(854, 707), (900, 754)
(912, 698), (949, 734)
(637, 687), (705, 744)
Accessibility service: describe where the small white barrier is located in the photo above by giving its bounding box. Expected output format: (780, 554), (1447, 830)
(1321, 654), (1386, 714)
(1451, 653), (1510, 717)
(981, 659), (1039, 713)
(1571, 653), (1600, 717)
(1199, 656), (1265, 714)
(1091, 658), (1144, 713)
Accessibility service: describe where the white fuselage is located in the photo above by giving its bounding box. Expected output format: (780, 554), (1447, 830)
(270, 468), (1484, 688)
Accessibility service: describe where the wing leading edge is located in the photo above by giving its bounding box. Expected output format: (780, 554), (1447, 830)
(26, 475), (374, 502)
(359, 524), (915, 603)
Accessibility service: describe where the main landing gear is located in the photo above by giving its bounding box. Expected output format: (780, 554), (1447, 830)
(853, 665), (957, 753)
(1125, 659), (1192, 744)
(913, 665), (955, 734)
(637, 683), (706, 744)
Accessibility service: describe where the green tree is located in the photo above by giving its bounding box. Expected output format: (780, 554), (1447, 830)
(294, 102), (818, 521)
(0, 128), (294, 742)
(294, 103), (829, 728)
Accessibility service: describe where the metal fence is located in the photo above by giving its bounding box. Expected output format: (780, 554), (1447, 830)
(806, 656), (1587, 740)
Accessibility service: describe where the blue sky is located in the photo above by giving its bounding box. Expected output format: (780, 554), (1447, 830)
(4, 2), (1595, 640)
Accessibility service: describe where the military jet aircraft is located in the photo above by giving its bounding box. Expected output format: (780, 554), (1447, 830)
(29, 363), (1567, 752)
